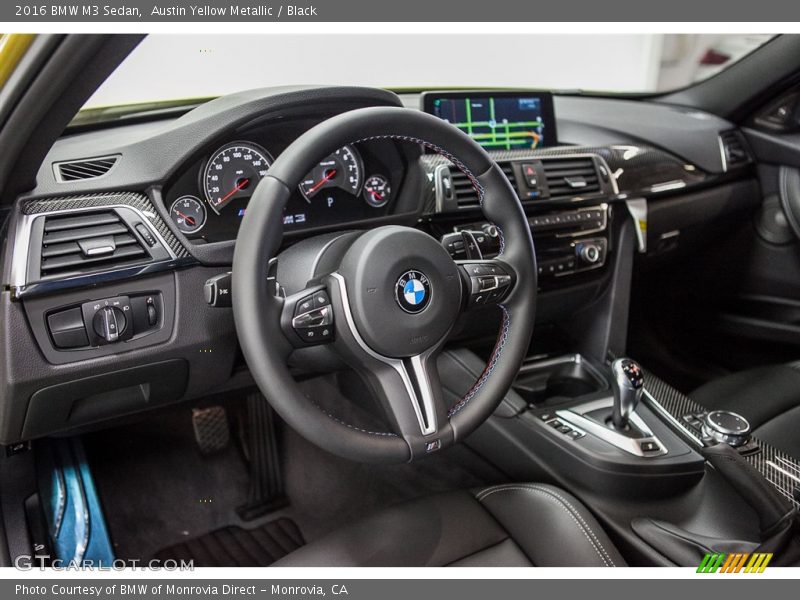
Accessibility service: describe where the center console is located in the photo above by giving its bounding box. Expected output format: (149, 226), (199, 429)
(439, 349), (800, 566)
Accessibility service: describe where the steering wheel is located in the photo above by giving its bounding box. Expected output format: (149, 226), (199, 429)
(232, 107), (537, 463)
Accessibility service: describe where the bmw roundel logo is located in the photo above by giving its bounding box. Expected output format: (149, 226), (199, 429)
(395, 270), (432, 314)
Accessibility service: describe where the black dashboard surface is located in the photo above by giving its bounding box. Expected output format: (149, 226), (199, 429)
(20, 86), (740, 266)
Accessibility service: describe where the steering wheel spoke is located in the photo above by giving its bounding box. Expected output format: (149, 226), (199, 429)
(365, 348), (453, 455)
(457, 259), (517, 309)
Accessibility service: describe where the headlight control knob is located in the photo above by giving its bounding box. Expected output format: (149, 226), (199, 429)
(93, 306), (126, 343)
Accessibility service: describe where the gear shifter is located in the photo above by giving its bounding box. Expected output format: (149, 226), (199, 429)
(611, 358), (645, 430)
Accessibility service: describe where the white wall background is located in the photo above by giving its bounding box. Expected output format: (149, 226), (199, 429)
(86, 34), (669, 107)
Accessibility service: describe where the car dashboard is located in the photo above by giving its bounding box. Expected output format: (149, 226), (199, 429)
(0, 84), (759, 446)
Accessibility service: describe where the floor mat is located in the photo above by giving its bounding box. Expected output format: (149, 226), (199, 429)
(84, 379), (510, 560)
(154, 518), (303, 567)
(83, 406), (253, 561)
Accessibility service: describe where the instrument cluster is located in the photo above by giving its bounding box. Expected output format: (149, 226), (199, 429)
(164, 125), (407, 243)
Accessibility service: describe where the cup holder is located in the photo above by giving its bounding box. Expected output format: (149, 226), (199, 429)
(513, 354), (607, 407)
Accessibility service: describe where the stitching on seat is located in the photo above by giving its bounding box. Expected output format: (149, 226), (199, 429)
(475, 484), (615, 566)
(522, 485), (617, 567)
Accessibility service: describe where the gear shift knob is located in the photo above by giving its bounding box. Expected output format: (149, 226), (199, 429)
(611, 358), (644, 430)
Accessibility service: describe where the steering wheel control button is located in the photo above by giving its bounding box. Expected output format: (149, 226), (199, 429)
(395, 270), (432, 314)
(204, 272), (232, 308)
(292, 290), (334, 344)
(702, 410), (752, 447)
(463, 263), (513, 307)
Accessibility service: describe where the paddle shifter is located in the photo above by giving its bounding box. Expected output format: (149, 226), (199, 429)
(611, 358), (645, 430)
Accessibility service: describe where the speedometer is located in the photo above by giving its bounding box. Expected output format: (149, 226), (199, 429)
(298, 145), (363, 202)
(203, 141), (272, 213)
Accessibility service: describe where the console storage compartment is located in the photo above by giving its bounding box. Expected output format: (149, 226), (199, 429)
(513, 354), (608, 406)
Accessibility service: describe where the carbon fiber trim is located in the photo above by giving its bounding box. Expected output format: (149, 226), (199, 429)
(421, 144), (707, 199)
(643, 370), (800, 508)
(23, 192), (190, 259)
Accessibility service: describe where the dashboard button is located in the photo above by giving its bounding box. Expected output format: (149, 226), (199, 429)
(135, 223), (157, 247)
(521, 163), (538, 187)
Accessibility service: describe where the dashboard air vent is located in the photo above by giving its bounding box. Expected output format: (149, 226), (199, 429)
(451, 162), (519, 209)
(54, 155), (119, 182)
(38, 210), (149, 278)
(719, 130), (752, 170)
(541, 157), (601, 200)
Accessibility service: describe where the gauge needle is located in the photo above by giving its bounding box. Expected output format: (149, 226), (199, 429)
(218, 178), (250, 205)
(306, 169), (337, 196)
(370, 190), (384, 201)
(175, 211), (196, 226)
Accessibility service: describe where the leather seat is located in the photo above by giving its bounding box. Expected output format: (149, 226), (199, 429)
(691, 360), (800, 458)
(274, 483), (625, 567)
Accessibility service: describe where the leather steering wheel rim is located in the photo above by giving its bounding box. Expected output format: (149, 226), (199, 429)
(232, 106), (537, 463)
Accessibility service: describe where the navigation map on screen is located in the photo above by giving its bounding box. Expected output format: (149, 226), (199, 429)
(430, 95), (551, 150)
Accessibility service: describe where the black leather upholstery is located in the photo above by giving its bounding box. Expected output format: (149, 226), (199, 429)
(273, 483), (625, 567)
(691, 361), (800, 458)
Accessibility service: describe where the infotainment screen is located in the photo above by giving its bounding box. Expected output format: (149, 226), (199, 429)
(421, 91), (557, 150)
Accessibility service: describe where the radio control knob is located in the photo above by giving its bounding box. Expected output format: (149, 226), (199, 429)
(580, 243), (601, 264)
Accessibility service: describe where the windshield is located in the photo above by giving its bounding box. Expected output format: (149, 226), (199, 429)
(84, 33), (775, 110)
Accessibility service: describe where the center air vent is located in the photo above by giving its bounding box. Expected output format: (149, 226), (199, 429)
(541, 157), (601, 199)
(54, 155), (119, 182)
(38, 210), (150, 278)
(446, 156), (603, 210)
(719, 130), (752, 170)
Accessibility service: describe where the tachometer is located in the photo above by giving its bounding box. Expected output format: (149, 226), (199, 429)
(203, 141), (272, 213)
(299, 145), (363, 202)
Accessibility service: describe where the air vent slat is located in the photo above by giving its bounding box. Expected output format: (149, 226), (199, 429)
(55, 156), (118, 182)
(43, 223), (128, 245)
(41, 245), (147, 273)
(542, 157), (601, 199)
(37, 210), (151, 279)
(43, 212), (120, 232)
(41, 234), (138, 259)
